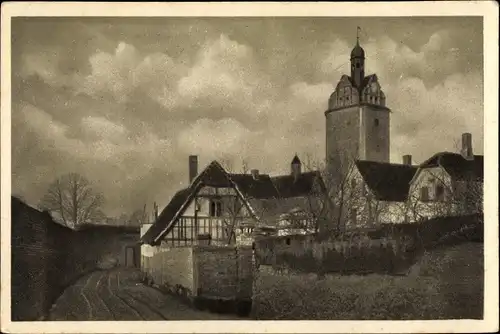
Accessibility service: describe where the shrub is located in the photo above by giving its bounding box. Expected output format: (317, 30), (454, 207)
(252, 243), (483, 320)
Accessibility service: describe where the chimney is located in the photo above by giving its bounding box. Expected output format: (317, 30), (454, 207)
(251, 169), (259, 180)
(189, 155), (198, 183)
(461, 133), (474, 160)
(402, 155), (412, 166)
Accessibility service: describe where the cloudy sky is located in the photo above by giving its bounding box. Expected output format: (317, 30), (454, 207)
(11, 16), (483, 216)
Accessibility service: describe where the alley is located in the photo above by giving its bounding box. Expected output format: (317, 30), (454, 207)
(48, 269), (242, 321)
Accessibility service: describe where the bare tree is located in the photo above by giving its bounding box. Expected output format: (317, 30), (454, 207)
(128, 204), (149, 226)
(40, 173), (104, 227)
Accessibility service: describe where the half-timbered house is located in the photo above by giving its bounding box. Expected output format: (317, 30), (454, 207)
(140, 155), (327, 247)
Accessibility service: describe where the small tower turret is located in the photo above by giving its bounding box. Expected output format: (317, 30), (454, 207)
(291, 154), (302, 181)
(350, 26), (365, 89)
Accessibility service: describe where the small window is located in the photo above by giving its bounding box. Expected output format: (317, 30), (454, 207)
(350, 209), (357, 225)
(420, 187), (429, 202)
(209, 199), (223, 217)
(286, 238), (291, 245)
(356, 63), (360, 68)
(351, 178), (357, 189)
(435, 184), (445, 201)
(374, 118), (379, 126)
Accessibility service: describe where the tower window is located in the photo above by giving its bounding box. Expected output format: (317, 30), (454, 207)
(374, 118), (379, 126)
(356, 63), (360, 68)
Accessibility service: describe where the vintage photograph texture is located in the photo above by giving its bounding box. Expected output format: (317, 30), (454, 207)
(3, 8), (494, 329)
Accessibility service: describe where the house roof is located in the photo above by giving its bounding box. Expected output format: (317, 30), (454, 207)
(419, 152), (483, 181)
(140, 160), (326, 245)
(355, 160), (418, 202)
(230, 174), (280, 199)
(271, 171), (325, 198)
(139, 187), (194, 245)
(291, 154), (301, 164)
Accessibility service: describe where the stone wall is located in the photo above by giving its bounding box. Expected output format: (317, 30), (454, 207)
(141, 245), (254, 315)
(10, 197), (140, 321)
(142, 245), (195, 296)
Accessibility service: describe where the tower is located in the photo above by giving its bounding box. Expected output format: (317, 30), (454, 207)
(325, 29), (391, 173)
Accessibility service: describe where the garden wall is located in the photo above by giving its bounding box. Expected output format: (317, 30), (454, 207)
(141, 245), (254, 316)
(10, 197), (140, 321)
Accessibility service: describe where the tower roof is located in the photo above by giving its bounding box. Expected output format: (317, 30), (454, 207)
(350, 41), (365, 59)
(291, 154), (301, 164)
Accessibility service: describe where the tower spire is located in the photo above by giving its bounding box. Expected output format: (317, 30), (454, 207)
(356, 26), (361, 45)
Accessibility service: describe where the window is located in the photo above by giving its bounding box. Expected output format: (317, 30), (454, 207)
(356, 63), (360, 68)
(420, 187), (429, 202)
(435, 184), (445, 201)
(350, 178), (357, 189)
(209, 199), (223, 217)
(350, 209), (357, 225)
(374, 118), (379, 126)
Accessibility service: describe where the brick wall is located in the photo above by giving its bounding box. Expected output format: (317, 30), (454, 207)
(11, 197), (140, 321)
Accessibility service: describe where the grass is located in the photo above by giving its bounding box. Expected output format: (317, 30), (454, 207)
(252, 242), (483, 320)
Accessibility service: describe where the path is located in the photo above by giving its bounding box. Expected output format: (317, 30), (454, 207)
(48, 269), (242, 320)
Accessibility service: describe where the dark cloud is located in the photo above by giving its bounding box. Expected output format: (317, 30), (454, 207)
(11, 17), (483, 216)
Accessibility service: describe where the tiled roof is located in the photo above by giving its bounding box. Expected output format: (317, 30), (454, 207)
(230, 174), (280, 199)
(355, 160), (418, 202)
(271, 171), (325, 198)
(420, 152), (483, 181)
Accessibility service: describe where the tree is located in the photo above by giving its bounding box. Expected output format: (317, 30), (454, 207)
(129, 204), (149, 226)
(40, 173), (104, 228)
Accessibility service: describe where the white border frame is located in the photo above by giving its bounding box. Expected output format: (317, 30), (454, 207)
(1, 2), (498, 333)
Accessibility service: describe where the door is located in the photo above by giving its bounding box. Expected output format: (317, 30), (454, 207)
(125, 246), (136, 267)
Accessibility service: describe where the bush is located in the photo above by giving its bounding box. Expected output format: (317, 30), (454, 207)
(252, 243), (483, 320)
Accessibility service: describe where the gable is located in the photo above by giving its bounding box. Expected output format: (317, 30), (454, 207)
(140, 161), (260, 245)
(355, 160), (418, 202)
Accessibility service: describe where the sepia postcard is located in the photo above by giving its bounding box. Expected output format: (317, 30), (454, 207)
(1, 1), (499, 333)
